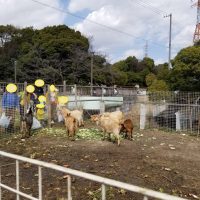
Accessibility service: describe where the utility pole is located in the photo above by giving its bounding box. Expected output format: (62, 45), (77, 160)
(90, 52), (94, 96)
(14, 60), (17, 83)
(144, 40), (148, 58)
(164, 13), (172, 69)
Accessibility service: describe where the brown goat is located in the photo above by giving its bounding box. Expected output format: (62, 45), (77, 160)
(64, 113), (78, 140)
(61, 107), (84, 127)
(121, 119), (133, 140)
(91, 114), (121, 146)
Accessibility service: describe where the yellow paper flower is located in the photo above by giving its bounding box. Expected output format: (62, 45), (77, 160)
(37, 108), (45, 115)
(50, 84), (56, 92)
(38, 95), (46, 102)
(36, 104), (45, 109)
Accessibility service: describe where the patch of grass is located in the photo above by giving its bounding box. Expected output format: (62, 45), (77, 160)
(33, 127), (104, 141)
(76, 128), (103, 140)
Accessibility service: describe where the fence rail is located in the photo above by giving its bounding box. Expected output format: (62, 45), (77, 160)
(0, 150), (188, 200)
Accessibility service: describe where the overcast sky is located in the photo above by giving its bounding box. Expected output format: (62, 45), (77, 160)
(0, 0), (197, 64)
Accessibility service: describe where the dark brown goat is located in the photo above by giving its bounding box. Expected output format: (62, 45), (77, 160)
(121, 119), (133, 140)
(20, 107), (33, 138)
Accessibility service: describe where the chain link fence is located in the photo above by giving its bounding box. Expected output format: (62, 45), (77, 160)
(0, 82), (200, 138)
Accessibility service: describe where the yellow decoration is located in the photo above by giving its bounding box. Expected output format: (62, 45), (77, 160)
(50, 84), (56, 92)
(38, 95), (46, 102)
(26, 85), (35, 93)
(37, 108), (45, 115)
(36, 104), (45, 109)
(6, 84), (17, 93)
(58, 96), (68, 104)
(35, 79), (45, 87)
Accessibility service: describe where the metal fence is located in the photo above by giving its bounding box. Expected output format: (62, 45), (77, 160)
(0, 81), (200, 136)
(0, 82), (138, 138)
(139, 92), (200, 134)
(0, 150), (188, 200)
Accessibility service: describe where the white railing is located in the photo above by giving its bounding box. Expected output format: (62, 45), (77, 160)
(0, 151), (188, 200)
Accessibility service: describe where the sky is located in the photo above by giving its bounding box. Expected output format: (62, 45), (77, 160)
(0, 0), (197, 64)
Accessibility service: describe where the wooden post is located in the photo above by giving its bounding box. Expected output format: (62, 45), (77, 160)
(63, 81), (66, 94)
(47, 85), (51, 128)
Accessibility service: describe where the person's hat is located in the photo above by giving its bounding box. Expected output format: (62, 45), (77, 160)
(58, 96), (68, 104)
(35, 79), (45, 87)
(26, 85), (35, 93)
(36, 104), (45, 109)
(50, 84), (57, 92)
(6, 83), (17, 93)
(38, 95), (46, 102)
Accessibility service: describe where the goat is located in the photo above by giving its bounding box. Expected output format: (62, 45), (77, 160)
(101, 111), (124, 124)
(60, 107), (84, 127)
(20, 106), (33, 138)
(64, 113), (78, 140)
(91, 111), (124, 124)
(91, 114), (121, 146)
(121, 119), (133, 140)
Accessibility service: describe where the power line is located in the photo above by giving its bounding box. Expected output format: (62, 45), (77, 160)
(28, 0), (168, 49)
(133, 0), (168, 16)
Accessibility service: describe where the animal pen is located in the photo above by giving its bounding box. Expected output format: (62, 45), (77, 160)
(0, 82), (200, 137)
(0, 82), (197, 200)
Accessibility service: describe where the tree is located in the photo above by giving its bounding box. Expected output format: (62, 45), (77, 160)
(111, 56), (156, 86)
(148, 79), (169, 92)
(0, 25), (115, 85)
(169, 45), (200, 91)
(145, 73), (157, 87)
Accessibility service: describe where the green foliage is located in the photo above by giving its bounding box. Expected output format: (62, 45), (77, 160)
(169, 45), (200, 91)
(148, 79), (169, 92)
(112, 68), (128, 85)
(155, 63), (170, 81)
(0, 25), (112, 85)
(111, 56), (155, 86)
(1, 24), (199, 90)
(145, 73), (157, 86)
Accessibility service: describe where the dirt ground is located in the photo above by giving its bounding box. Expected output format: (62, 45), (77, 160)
(0, 122), (200, 200)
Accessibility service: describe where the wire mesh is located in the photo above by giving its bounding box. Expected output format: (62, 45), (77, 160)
(0, 81), (200, 137)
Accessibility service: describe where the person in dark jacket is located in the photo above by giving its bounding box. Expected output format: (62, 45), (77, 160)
(2, 84), (19, 132)
(34, 79), (45, 105)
